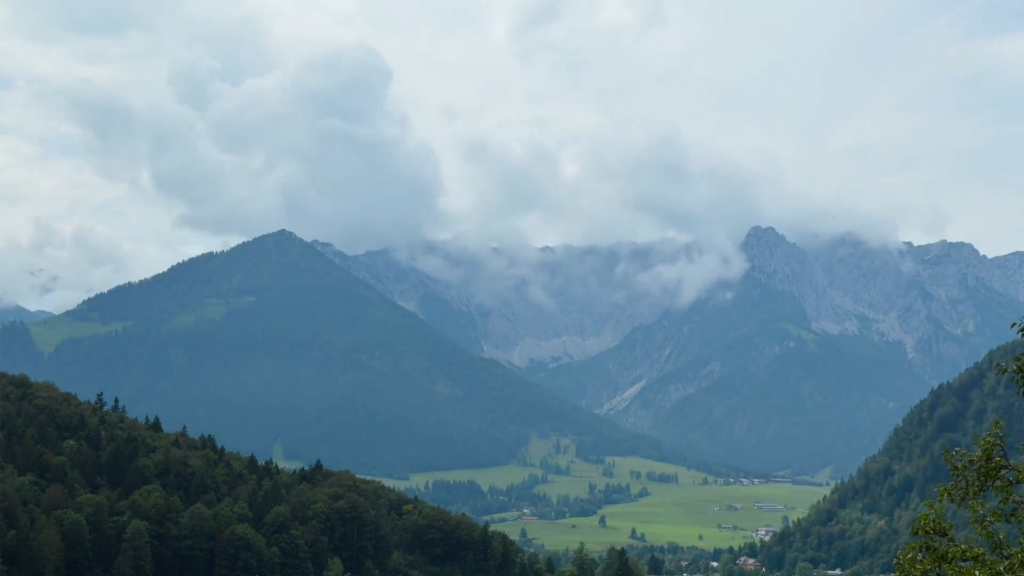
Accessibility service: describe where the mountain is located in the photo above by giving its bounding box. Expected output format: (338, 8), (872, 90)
(0, 304), (53, 325)
(317, 227), (1024, 476)
(526, 228), (1024, 475)
(315, 229), (1024, 385)
(533, 274), (934, 477)
(759, 337), (1024, 575)
(313, 240), (713, 368)
(0, 230), (716, 478)
(0, 372), (534, 576)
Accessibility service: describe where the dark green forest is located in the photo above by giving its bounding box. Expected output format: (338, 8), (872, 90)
(0, 372), (549, 576)
(760, 338), (1024, 575)
(0, 230), (720, 479)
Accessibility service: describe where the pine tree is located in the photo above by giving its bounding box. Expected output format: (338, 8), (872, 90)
(571, 542), (598, 576)
(646, 554), (665, 575)
(323, 556), (348, 576)
(114, 520), (153, 576)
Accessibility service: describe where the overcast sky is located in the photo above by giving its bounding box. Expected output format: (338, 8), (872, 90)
(1, 0), (1022, 312)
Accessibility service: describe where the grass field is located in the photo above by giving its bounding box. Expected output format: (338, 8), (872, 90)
(367, 438), (829, 551)
(27, 315), (132, 353)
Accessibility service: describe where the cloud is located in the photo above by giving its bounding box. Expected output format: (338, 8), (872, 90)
(1, 0), (1022, 311)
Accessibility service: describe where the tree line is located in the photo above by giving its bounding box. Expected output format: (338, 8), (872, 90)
(403, 477), (645, 521)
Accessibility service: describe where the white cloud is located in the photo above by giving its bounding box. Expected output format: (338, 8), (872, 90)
(1, 0), (1022, 311)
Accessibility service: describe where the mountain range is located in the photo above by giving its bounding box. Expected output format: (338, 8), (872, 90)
(0, 230), (712, 479)
(312, 239), (699, 368)
(3, 226), (1022, 478)
(318, 227), (1024, 475)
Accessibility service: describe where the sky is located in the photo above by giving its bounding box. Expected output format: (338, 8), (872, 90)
(1, 0), (1022, 312)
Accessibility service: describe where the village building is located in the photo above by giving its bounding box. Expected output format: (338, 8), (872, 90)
(736, 556), (763, 570)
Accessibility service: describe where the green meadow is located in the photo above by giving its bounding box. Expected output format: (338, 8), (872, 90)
(368, 437), (830, 551)
(27, 315), (131, 353)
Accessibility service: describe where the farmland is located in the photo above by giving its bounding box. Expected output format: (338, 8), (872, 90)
(368, 438), (829, 551)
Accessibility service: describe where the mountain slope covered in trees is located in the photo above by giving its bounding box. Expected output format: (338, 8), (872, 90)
(0, 230), (716, 478)
(0, 372), (543, 576)
(759, 337), (1024, 575)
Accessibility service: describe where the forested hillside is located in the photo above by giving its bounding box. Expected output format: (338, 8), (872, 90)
(759, 337), (1024, 574)
(0, 230), (719, 479)
(0, 372), (542, 576)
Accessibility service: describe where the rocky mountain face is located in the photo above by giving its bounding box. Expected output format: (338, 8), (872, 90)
(742, 227), (1024, 382)
(315, 227), (1024, 475)
(313, 239), (735, 369)
(540, 228), (1024, 475)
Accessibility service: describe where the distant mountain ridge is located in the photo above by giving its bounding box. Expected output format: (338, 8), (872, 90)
(741, 227), (1024, 382)
(317, 228), (1024, 379)
(0, 230), (727, 478)
(313, 239), (724, 368)
(317, 227), (1024, 475)
(0, 304), (53, 325)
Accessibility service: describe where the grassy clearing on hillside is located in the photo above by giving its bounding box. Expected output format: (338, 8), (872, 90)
(365, 440), (829, 551)
(169, 299), (252, 329)
(27, 315), (132, 353)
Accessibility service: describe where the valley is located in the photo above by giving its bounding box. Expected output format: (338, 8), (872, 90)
(367, 438), (829, 551)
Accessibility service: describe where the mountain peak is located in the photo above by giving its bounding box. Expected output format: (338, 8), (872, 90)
(914, 239), (983, 260)
(0, 304), (54, 325)
(744, 225), (786, 239)
(244, 229), (305, 248)
(741, 226), (793, 253)
(740, 225), (808, 282)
